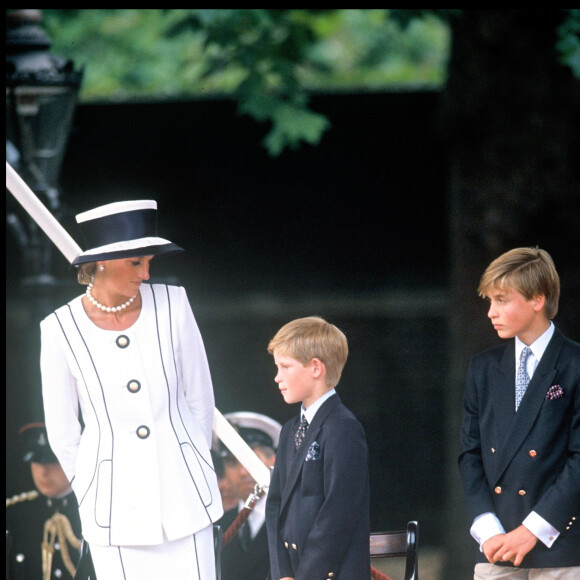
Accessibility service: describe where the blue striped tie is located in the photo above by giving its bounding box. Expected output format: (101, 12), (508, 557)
(515, 346), (532, 411)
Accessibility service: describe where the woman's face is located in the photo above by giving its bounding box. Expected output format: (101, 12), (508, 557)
(96, 255), (154, 298)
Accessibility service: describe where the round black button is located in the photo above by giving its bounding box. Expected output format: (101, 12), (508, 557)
(116, 335), (130, 348)
(127, 380), (141, 393)
(136, 425), (150, 439)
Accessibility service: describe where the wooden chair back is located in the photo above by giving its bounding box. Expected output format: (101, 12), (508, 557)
(370, 520), (418, 580)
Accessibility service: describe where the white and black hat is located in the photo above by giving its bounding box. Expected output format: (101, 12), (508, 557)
(214, 412), (282, 458)
(19, 422), (58, 464)
(72, 200), (183, 266)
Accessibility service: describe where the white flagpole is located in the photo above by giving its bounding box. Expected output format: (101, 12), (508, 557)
(213, 411), (271, 487)
(5, 160), (271, 489)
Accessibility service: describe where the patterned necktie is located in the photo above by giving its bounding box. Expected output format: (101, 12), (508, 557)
(295, 416), (309, 449)
(515, 346), (532, 411)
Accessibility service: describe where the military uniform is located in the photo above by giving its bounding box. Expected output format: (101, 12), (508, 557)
(6, 490), (82, 580)
(218, 503), (272, 580)
(215, 412), (282, 580)
(6, 422), (92, 580)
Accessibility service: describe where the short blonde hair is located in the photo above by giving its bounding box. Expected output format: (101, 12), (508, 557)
(267, 316), (348, 388)
(478, 247), (560, 319)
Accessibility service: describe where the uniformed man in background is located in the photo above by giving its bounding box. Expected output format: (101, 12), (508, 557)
(215, 411), (282, 580)
(6, 422), (90, 580)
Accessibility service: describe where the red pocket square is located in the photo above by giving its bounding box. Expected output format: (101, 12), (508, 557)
(545, 384), (564, 400)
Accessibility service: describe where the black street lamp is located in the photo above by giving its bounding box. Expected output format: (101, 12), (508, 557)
(6, 8), (83, 286)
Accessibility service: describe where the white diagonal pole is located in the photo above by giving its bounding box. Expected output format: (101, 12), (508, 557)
(5, 160), (271, 488)
(6, 161), (83, 263)
(213, 411), (270, 487)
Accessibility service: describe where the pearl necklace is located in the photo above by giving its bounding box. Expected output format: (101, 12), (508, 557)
(86, 283), (137, 313)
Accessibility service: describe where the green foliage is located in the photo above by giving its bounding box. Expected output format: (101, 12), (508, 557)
(556, 9), (580, 78)
(261, 101), (331, 155)
(302, 9), (450, 89)
(176, 9), (338, 154)
(31, 9), (580, 155)
(37, 9), (450, 155)
(43, 9), (207, 100)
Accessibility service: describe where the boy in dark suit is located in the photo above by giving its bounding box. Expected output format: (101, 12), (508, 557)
(458, 247), (580, 578)
(265, 316), (370, 580)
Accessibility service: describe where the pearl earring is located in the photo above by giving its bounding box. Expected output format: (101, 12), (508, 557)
(99, 265), (105, 271)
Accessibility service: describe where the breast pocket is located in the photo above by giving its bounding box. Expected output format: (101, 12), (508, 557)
(301, 456), (324, 497)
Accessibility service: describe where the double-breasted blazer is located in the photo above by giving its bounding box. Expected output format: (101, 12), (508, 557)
(40, 283), (223, 547)
(266, 393), (370, 580)
(458, 327), (580, 568)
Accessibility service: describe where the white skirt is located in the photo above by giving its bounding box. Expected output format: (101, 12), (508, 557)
(89, 525), (216, 580)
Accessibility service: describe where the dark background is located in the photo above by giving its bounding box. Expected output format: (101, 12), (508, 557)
(7, 90), (451, 548)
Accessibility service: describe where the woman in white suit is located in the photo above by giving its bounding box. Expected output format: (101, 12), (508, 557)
(40, 200), (223, 579)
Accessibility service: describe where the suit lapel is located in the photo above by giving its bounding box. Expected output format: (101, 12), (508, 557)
(492, 341), (517, 448)
(494, 330), (563, 482)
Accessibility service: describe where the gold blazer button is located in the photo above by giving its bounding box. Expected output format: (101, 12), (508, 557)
(494, 486), (502, 494)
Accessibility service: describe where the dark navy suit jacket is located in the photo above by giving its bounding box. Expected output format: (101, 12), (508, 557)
(458, 327), (580, 568)
(266, 393), (370, 580)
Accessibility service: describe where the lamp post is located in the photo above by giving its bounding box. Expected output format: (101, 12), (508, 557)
(5, 10), (84, 489)
(6, 8), (83, 286)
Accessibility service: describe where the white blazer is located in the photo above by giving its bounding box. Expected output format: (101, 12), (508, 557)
(40, 283), (224, 547)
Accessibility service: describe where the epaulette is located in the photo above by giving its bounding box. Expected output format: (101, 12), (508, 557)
(6, 490), (39, 508)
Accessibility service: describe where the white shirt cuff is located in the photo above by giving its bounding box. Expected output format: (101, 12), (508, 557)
(470, 513), (505, 549)
(523, 511), (559, 548)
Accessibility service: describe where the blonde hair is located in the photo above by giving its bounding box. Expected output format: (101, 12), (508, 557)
(478, 247), (560, 319)
(76, 262), (97, 286)
(267, 316), (348, 388)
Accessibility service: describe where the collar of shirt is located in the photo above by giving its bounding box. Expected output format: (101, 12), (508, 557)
(515, 321), (554, 379)
(302, 388), (336, 425)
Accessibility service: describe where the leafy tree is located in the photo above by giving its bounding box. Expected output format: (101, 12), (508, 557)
(166, 9), (450, 154)
(41, 9), (451, 155)
(19, 9), (580, 157)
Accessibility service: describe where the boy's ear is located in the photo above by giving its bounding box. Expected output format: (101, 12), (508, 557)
(532, 294), (546, 312)
(311, 357), (325, 378)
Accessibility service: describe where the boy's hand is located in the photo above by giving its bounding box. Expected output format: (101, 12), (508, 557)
(499, 525), (538, 566)
(482, 533), (506, 563)
(483, 525), (538, 566)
